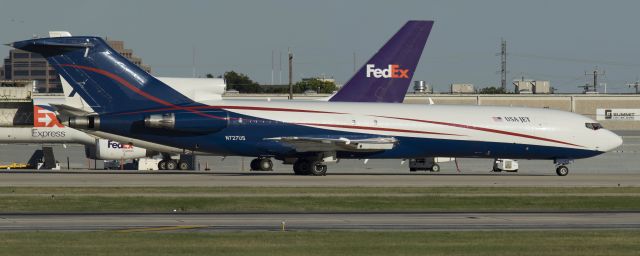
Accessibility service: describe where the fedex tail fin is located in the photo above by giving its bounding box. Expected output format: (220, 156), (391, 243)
(11, 36), (194, 114)
(329, 20), (433, 103)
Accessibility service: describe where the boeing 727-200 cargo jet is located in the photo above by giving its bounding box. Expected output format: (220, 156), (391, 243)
(11, 20), (622, 176)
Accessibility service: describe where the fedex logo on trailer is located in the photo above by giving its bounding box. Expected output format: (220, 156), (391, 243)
(365, 64), (410, 79)
(107, 140), (134, 150)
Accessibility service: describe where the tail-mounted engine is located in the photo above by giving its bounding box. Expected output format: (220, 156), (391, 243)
(67, 115), (100, 130)
(144, 112), (228, 133)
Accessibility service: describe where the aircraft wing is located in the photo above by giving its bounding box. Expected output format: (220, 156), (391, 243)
(265, 136), (398, 152)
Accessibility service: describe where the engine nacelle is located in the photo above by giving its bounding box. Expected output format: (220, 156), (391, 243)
(144, 113), (175, 130)
(67, 115), (100, 130)
(85, 139), (150, 160)
(144, 112), (227, 133)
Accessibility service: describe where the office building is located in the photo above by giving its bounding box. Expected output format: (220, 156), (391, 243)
(2, 38), (151, 93)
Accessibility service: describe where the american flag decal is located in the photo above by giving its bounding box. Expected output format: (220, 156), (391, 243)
(492, 117), (503, 122)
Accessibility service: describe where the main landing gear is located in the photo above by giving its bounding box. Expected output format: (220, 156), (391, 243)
(158, 154), (192, 171)
(250, 157), (274, 171)
(159, 159), (191, 170)
(247, 156), (328, 174)
(293, 159), (327, 176)
(158, 159), (177, 170)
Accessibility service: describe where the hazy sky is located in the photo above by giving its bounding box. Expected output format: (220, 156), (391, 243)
(1, 0), (639, 93)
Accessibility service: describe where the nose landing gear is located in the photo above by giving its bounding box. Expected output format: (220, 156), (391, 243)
(555, 165), (569, 176)
(554, 159), (574, 176)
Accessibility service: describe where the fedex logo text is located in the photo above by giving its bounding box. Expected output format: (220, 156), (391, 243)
(107, 140), (134, 150)
(365, 64), (410, 79)
(31, 129), (66, 138)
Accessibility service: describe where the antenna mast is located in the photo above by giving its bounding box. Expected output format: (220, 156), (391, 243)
(627, 77), (640, 94)
(583, 66), (605, 93)
(288, 48), (293, 100)
(500, 38), (507, 91)
(192, 46), (196, 78)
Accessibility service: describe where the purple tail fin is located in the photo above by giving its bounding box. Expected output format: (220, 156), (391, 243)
(329, 20), (434, 103)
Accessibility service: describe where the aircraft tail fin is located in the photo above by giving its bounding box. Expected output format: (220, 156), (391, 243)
(11, 36), (194, 114)
(329, 20), (434, 103)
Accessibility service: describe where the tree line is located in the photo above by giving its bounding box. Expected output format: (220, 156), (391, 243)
(206, 71), (337, 94)
(206, 71), (512, 94)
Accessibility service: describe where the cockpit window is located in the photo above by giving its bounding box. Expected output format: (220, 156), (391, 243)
(585, 123), (603, 130)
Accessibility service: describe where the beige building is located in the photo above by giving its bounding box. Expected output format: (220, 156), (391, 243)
(513, 80), (551, 94)
(450, 83), (475, 94)
(105, 39), (151, 73)
(2, 38), (151, 93)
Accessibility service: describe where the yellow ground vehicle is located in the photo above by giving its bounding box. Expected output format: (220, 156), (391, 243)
(0, 163), (29, 170)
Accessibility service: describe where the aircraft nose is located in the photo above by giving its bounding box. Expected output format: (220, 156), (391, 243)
(600, 130), (623, 152)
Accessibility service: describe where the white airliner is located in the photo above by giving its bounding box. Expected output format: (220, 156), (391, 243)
(10, 21), (624, 176)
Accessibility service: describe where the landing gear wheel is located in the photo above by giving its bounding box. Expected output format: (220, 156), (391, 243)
(309, 161), (327, 176)
(178, 161), (190, 171)
(293, 159), (318, 175)
(259, 158), (273, 171)
(556, 165), (569, 176)
(165, 160), (178, 170)
(430, 164), (440, 172)
(158, 160), (167, 170)
(250, 159), (259, 170)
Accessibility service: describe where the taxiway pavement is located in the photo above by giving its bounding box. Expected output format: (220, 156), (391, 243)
(0, 212), (637, 232)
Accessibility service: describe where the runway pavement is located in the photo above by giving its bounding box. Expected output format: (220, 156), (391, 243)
(0, 212), (637, 232)
(0, 171), (639, 187)
(0, 171), (640, 187)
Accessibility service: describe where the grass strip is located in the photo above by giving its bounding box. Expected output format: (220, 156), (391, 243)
(1, 187), (638, 213)
(1, 186), (639, 195)
(0, 194), (638, 212)
(0, 230), (638, 256)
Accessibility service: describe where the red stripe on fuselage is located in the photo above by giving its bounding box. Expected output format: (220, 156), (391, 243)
(376, 115), (582, 147)
(60, 64), (572, 146)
